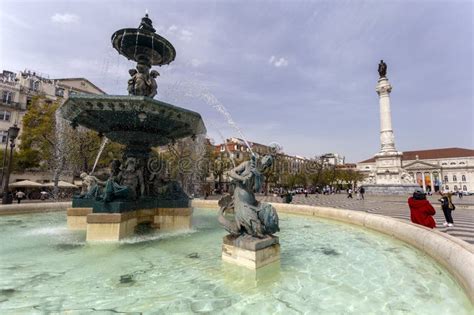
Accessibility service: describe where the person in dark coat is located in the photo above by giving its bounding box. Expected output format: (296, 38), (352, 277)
(347, 188), (353, 199)
(439, 192), (455, 227)
(408, 187), (436, 229)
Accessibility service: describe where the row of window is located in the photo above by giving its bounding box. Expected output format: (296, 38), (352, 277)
(409, 172), (468, 185)
(220, 144), (250, 152)
(441, 161), (466, 166)
(444, 175), (467, 182)
(3, 84), (67, 104)
(444, 185), (468, 192)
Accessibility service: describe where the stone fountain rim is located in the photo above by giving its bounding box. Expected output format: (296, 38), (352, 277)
(59, 94), (207, 145)
(61, 94), (203, 118)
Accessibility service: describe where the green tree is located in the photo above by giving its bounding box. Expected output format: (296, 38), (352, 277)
(19, 96), (59, 167)
(160, 136), (215, 195)
(212, 152), (233, 192)
(16, 96), (123, 197)
(66, 129), (123, 176)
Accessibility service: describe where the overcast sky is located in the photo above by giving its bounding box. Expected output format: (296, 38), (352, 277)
(1, 0), (472, 162)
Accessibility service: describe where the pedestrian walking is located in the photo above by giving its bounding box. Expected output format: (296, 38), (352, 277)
(439, 192), (455, 227)
(347, 188), (353, 199)
(15, 190), (26, 204)
(408, 187), (436, 229)
(356, 188), (360, 200)
(360, 186), (365, 200)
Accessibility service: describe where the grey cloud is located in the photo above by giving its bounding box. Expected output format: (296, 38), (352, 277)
(1, 0), (472, 162)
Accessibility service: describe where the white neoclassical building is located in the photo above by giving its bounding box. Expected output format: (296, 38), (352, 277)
(358, 148), (474, 194)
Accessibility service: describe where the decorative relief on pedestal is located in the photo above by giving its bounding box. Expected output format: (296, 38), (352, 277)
(380, 131), (394, 146)
(400, 171), (415, 184)
(381, 159), (393, 166)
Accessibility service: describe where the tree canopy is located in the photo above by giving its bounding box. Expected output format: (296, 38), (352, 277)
(16, 96), (122, 175)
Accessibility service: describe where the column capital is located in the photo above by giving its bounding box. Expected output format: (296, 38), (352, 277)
(376, 78), (392, 96)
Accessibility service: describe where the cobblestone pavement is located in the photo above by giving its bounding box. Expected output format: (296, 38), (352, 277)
(208, 194), (474, 245)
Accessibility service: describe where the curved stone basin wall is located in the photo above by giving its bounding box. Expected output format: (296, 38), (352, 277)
(0, 202), (71, 216)
(191, 199), (474, 304)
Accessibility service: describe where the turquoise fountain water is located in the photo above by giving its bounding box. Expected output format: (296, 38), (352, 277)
(0, 209), (472, 314)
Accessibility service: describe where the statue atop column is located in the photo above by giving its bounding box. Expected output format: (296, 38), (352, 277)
(138, 13), (156, 33)
(378, 60), (387, 78)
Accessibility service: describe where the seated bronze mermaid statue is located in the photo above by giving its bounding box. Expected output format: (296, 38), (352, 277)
(218, 154), (279, 238)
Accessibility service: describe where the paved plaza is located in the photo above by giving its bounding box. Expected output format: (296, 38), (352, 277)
(207, 193), (474, 245)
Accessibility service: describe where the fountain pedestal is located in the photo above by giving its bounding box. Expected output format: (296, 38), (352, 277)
(222, 235), (280, 270)
(67, 207), (93, 230)
(67, 207), (192, 241)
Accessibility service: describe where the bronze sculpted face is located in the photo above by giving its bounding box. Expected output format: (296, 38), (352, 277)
(124, 157), (138, 171)
(260, 155), (273, 171)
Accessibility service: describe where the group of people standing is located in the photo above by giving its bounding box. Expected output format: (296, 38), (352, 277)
(408, 187), (456, 229)
(346, 187), (365, 200)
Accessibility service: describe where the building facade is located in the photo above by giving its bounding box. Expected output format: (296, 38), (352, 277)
(358, 148), (474, 194)
(0, 69), (105, 146)
(1, 69), (105, 184)
(320, 153), (345, 166)
(211, 137), (311, 191)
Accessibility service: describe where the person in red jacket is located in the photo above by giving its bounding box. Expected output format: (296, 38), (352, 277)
(408, 187), (436, 229)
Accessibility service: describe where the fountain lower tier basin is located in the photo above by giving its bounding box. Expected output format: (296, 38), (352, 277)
(0, 209), (472, 313)
(67, 206), (192, 241)
(60, 95), (206, 147)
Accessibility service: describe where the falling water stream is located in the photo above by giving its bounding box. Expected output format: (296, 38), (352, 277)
(159, 78), (254, 155)
(199, 91), (254, 156)
(164, 79), (255, 156)
(90, 137), (109, 175)
(51, 110), (67, 199)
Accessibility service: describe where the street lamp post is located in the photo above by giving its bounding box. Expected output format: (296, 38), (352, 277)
(0, 132), (9, 187)
(2, 124), (20, 204)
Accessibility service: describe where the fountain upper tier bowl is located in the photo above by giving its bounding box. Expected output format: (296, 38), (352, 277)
(60, 94), (206, 147)
(111, 27), (176, 66)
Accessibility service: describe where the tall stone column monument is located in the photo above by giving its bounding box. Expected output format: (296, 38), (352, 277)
(364, 60), (418, 194)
